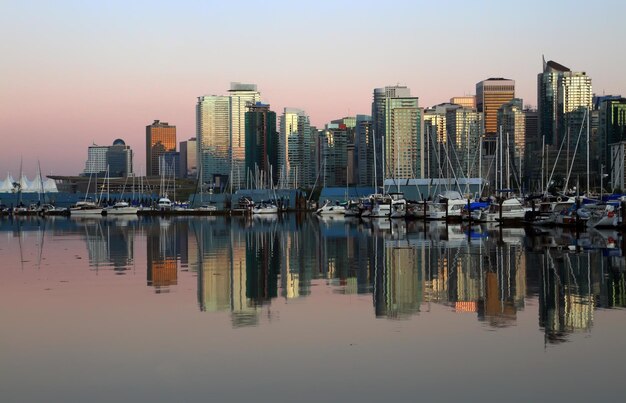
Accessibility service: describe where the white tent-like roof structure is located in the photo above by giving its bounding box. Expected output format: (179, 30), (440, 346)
(0, 174), (15, 193)
(44, 178), (58, 193)
(19, 174), (32, 192)
(29, 174), (45, 193)
(0, 173), (58, 193)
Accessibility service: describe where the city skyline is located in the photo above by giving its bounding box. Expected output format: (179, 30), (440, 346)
(2, 0), (625, 175)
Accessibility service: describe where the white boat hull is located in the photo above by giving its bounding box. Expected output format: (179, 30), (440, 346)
(253, 206), (279, 214)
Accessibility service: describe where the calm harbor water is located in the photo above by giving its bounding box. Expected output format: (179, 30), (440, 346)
(1, 215), (626, 402)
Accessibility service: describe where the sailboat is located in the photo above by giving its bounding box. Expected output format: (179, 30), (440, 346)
(252, 164), (279, 214)
(70, 199), (104, 217)
(70, 164), (104, 217)
(315, 199), (346, 215)
(155, 156), (173, 211)
(105, 171), (138, 215)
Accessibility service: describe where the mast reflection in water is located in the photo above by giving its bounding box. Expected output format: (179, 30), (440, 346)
(2, 215), (626, 339)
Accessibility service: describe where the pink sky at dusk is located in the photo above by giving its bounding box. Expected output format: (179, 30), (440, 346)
(1, 1), (625, 176)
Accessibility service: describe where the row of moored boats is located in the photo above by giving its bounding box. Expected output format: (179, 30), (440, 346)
(1, 197), (215, 217)
(315, 191), (625, 228)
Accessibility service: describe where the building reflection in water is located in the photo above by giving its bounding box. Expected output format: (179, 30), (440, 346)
(146, 219), (178, 293)
(4, 215), (626, 339)
(112, 215), (626, 336)
(538, 250), (596, 343)
(83, 219), (135, 273)
(195, 219), (260, 327)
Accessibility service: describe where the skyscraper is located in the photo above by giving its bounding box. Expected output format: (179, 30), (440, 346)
(83, 140), (133, 177)
(228, 83), (261, 189)
(245, 103), (278, 187)
(83, 144), (109, 176)
(476, 78), (515, 136)
(538, 59), (592, 146)
(331, 117), (358, 185)
(162, 151), (180, 179)
(196, 83), (261, 191)
(278, 108), (316, 188)
(446, 105), (483, 179)
(320, 123), (350, 187)
(197, 95), (230, 190)
(423, 104), (451, 179)
(450, 96), (476, 109)
(598, 97), (626, 185)
(146, 120), (176, 177)
(372, 86), (412, 184)
(106, 139), (133, 177)
(179, 137), (197, 178)
(380, 90), (423, 180)
(497, 99), (525, 187)
(537, 59), (593, 187)
(355, 115), (373, 187)
(523, 108), (539, 188)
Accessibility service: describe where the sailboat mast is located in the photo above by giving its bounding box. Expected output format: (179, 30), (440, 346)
(541, 135), (545, 194)
(466, 118), (470, 194)
(499, 126), (503, 197)
(586, 106), (590, 194)
(37, 160), (44, 204)
(506, 131), (510, 190)
(479, 131), (482, 197)
(373, 126), (378, 192)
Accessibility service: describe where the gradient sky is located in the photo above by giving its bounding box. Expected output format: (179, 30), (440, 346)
(1, 0), (625, 176)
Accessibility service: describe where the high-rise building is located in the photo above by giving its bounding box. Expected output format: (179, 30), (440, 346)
(537, 59), (593, 188)
(610, 141), (626, 191)
(228, 83), (261, 189)
(245, 103), (278, 187)
(476, 78), (515, 136)
(451, 96), (476, 109)
(331, 116), (356, 129)
(197, 95), (231, 190)
(497, 99), (526, 187)
(446, 105), (483, 179)
(83, 139), (133, 177)
(330, 117), (358, 185)
(538, 60), (592, 146)
(162, 151), (180, 179)
(279, 108), (316, 189)
(423, 104), (450, 179)
(598, 97), (626, 175)
(146, 120), (176, 177)
(320, 123), (349, 187)
(196, 83), (261, 191)
(106, 139), (133, 177)
(372, 86), (424, 181)
(372, 86), (411, 184)
(179, 138), (197, 179)
(83, 144), (109, 175)
(523, 109), (540, 189)
(355, 115), (373, 187)
(384, 97), (423, 180)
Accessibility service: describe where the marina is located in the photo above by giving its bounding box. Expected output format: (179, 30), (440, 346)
(3, 1), (626, 401)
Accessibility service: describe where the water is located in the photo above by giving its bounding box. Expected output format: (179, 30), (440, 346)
(1, 215), (625, 402)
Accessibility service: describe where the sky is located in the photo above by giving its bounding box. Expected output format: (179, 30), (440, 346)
(1, 0), (625, 176)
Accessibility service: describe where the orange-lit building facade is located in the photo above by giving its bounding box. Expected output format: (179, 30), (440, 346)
(146, 120), (177, 176)
(450, 96), (476, 109)
(476, 78), (515, 136)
